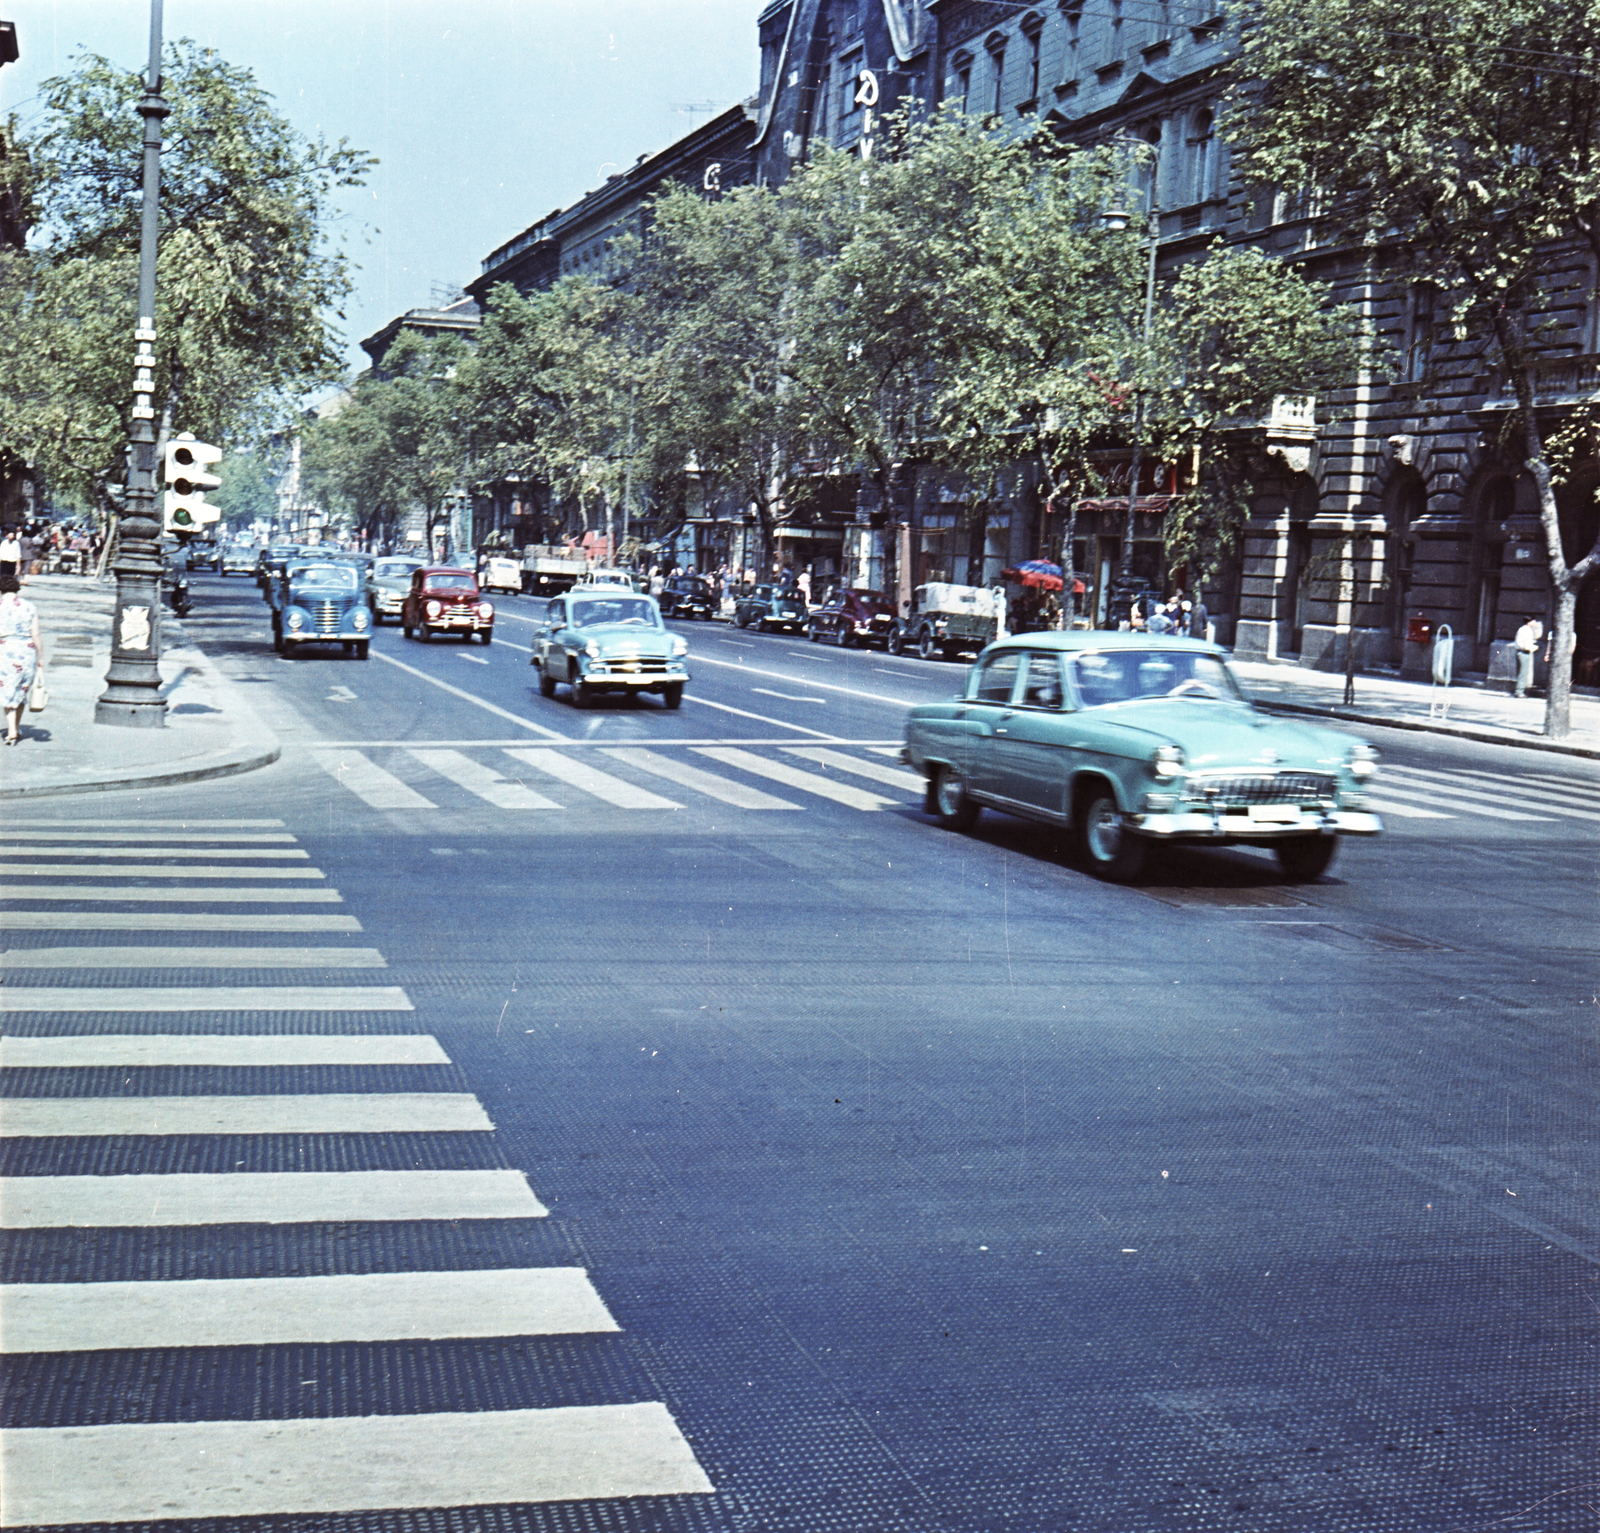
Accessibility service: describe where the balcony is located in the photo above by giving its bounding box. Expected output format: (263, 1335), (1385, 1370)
(1479, 353), (1600, 412)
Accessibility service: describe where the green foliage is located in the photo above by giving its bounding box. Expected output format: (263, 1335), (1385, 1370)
(211, 450), (279, 532)
(1, 41), (373, 513)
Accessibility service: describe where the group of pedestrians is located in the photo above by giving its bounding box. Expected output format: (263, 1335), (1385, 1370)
(1132, 591), (1208, 640)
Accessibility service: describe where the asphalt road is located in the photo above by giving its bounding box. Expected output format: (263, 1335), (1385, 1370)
(2, 574), (1596, 1533)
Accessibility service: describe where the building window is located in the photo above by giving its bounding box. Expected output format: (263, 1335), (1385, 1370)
(1406, 284), (1436, 383)
(1021, 16), (1043, 102)
(1187, 107), (1214, 204)
(1058, 0), (1082, 83)
(986, 35), (1007, 115)
(950, 51), (973, 112)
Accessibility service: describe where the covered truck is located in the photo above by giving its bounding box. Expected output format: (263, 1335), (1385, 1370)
(520, 544), (588, 594)
(889, 582), (1001, 661)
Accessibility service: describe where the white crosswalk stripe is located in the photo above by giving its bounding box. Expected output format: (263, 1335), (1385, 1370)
(310, 748), (436, 809)
(1408, 764), (1600, 819)
(503, 747), (683, 809)
(1362, 796), (1454, 820)
(601, 746), (801, 809)
(693, 746), (898, 810)
(784, 745), (924, 790)
(408, 748), (562, 809)
(1375, 768), (1557, 821)
(0, 822), (715, 1517)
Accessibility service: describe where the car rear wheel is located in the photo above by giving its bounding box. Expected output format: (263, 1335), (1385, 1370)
(1274, 835), (1337, 882)
(927, 764), (980, 831)
(918, 628), (940, 661)
(663, 684), (684, 710)
(807, 623), (820, 643)
(1076, 786), (1148, 882)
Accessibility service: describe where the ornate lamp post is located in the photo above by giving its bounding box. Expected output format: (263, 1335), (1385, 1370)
(97, 0), (169, 726)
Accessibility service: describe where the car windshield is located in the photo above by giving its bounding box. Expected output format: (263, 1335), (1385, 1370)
(570, 597), (660, 628)
(291, 564), (358, 589)
(375, 560), (421, 579)
(1069, 650), (1243, 707)
(427, 573), (477, 591)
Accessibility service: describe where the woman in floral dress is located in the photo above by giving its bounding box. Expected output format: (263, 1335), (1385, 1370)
(0, 573), (42, 745)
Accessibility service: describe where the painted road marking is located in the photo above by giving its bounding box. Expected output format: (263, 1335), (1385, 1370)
(0, 912), (363, 931)
(0, 1403), (713, 1523)
(0, 1035), (446, 1068)
(0, 887), (344, 903)
(751, 687), (826, 704)
(601, 748), (801, 810)
(0, 864), (327, 880)
(503, 749), (682, 810)
(0, 820), (286, 829)
(0, 1267), (617, 1352)
(784, 746), (924, 790)
(310, 749), (436, 810)
(1361, 797), (1454, 820)
(0, 1169), (547, 1227)
(408, 749), (562, 809)
(1376, 769), (1557, 821)
(371, 650), (568, 738)
(1410, 764), (1600, 819)
(682, 693), (838, 738)
(693, 652), (918, 707)
(3, 831), (300, 845)
(0, 1093), (493, 1138)
(0, 846), (311, 861)
(0, 985), (411, 1013)
(692, 747), (897, 811)
(0, 946), (386, 968)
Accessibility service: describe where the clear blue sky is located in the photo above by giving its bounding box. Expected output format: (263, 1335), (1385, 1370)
(1, 1), (758, 374)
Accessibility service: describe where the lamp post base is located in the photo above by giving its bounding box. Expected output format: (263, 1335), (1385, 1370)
(95, 696), (168, 727)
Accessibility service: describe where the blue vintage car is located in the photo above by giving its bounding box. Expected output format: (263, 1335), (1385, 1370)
(903, 631), (1381, 882)
(533, 588), (689, 708)
(270, 561), (372, 658)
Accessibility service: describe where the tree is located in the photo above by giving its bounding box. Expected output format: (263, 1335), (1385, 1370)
(1224, 0), (1600, 736)
(211, 450), (280, 534)
(1, 42), (373, 515)
(301, 330), (471, 555)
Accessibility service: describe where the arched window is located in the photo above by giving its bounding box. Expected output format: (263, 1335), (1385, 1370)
(985, 33), (1007, 116)
(1187, 107), (1214, 204)
(950, 50), (973, 112)
(1020, 14), (1045, 103)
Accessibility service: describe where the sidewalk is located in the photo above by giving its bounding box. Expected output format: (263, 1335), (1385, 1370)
(0, 575), (280, 800)
(1231, 657), (1600, 760)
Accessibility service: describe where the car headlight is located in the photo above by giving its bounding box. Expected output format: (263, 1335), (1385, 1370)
(585, 639), (600, 658)
(425, 600), (442, 618)
(287, 611), (303, 628)
(352, 608), (368, 629)
(672, 636), (688, 656)
(1347, 744), (1379, 780)
(478, 602), (494, 619)
(1151, 743), (1185, 779)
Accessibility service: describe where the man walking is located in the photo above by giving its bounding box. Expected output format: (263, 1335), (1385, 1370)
(1513, 617), (1543, 697)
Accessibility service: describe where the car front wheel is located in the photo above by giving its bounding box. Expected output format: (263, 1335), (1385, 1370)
(918, 628), (940, 661)
(887, 627), (904, 655)
(1075, 786), (1148, 882)
(663, 684), (684, 710)
(1274, 835), (1337, 882)
(927, 764), (980, 831)
(480, 629), (492, 645)
(538, 668), (556, 698)
(355, 641), (369, 660)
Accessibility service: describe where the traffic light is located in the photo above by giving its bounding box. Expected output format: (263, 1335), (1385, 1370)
(162, 434), (223, 534)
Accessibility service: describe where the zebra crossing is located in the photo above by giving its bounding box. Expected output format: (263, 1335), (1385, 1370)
(298, 739), (1600, 829)
(0, 821), (715, 1527)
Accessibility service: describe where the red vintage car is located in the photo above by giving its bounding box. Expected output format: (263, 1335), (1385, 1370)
(401, 567), (494, 644)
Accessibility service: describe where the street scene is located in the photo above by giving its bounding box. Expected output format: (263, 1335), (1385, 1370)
(3, 1), (1599, 1531)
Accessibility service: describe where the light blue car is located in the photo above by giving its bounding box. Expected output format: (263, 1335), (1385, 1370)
(533, 589), (689, 708)
(903, 631), (1381, 882)
(271, 561), (371, 659)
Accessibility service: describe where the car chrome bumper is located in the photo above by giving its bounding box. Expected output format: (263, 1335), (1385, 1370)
(582, 671), (688, 687)
(1130, 809), (1383, 838)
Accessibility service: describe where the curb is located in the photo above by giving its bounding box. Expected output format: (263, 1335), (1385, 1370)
(1255, 699), (1600, 761)
(0, 633), (283, 800)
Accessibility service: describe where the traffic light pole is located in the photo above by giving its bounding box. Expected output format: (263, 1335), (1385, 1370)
(96, 0), (169, 727)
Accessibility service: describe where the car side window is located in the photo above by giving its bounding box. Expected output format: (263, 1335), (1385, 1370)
(549, 603), (564, 627)
(974, 652), (1021, 704)
(1020, 653), (1064, 709)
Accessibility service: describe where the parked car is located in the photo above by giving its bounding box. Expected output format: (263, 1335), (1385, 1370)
(221, 542), (259, 577)
(903, 632), (1381, 883)
(889, 582), (999, 660)
(732, 583), (809, 633)
(367, 556), (426, 623)
(478, 550), (523, 595)
(574, 568), (640, 592)
(532, 588), (688, 708)
(659, 574), (716, 619)
(269, 560), (372, 657)
(188, 540), (220, 572)
(807, 588), (898, 648)
(402, 567), (495, 643)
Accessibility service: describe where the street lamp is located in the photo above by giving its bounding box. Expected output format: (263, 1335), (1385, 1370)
(1101, 135), (1161, 629)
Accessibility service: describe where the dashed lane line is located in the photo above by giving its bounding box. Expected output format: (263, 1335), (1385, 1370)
(371, 650), (569, 738)
(0, 1168), (547, 1228)
(0, 1034), (445, 1067)
(692, 651), (920, 707)
(0, 1092), (493, 1138)
(0, 1267), (619, 1353)
(682, 692), (839, 738)
(0, 1403), (713, 1523)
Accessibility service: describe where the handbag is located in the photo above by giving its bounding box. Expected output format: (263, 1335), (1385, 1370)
(27, 674), (47, 713)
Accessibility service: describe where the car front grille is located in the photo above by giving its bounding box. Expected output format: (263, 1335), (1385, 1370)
(1185, 772), (1336, 805)
(313, 601), (341, 635)
(594, 658), (670, 675)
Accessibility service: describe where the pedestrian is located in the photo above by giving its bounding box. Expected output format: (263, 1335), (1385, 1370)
(0, 572), (43, 745)
(0, 528), (19, 582)
(797, 569), (811, 606)
(1513, 616), (1543, 697)
(1187, 597), (1209, 641)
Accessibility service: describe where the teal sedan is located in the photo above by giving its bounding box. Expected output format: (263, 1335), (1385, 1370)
(903, 632), (1381, 882)
(533, 589), (689, 708)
